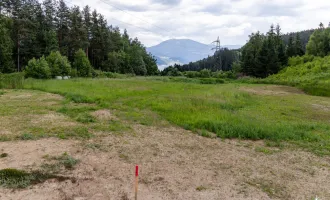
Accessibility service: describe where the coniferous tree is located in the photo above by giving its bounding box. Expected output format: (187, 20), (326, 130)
(0, 16), (15, 73)
(277, 42), (288, 67)
(56, 0), (70, 57)
(45, 30), (59, 54)
(286, 34), (296, 57)
(294, 33), (305, 56)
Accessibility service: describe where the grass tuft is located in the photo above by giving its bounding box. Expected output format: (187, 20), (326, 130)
(0, 168), (70, 189)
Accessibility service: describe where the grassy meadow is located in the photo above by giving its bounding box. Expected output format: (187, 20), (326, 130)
(22, 77), (330, 155)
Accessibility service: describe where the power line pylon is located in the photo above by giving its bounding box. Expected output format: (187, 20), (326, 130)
(212, 36), (222, 71)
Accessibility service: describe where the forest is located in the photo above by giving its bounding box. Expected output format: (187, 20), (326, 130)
(0, 0), (159, 77)
(164, 25), (318, 77)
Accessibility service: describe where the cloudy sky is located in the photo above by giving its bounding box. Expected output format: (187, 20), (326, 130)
(67, 0), (330, 47)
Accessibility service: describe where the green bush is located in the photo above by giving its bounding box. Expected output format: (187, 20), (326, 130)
(0, 73), (24, 89)
(200, 69), (211, 78)
(46, 51), (71, 77)
(73, 49), (92, 77)
(25, 57), (51, 79)
(185, 71), (200, 78)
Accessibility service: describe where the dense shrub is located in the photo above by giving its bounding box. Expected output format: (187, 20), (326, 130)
(200, 69), (211, 78)
(25, 57), (51, 79)
(185, 71), (200, 78)
(73, 49), (92, 77)
(46, 51), (71, 77)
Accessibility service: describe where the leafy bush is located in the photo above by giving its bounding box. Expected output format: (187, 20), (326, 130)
(185, 71), (200, 78)
(0, 73), (24, 89)
(200, 69), (211, 78)
(46, 51), (71, 77)
(25, 57), (51, 79)
(73, 49), (92, 77)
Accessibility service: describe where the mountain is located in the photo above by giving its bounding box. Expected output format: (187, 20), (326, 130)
(147, 39), (242, 70)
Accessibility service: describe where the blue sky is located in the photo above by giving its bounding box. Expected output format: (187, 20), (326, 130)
(69, 0), (330, 47)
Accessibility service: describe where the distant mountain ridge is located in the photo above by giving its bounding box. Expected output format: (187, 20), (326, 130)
(147, 39), (242, 70)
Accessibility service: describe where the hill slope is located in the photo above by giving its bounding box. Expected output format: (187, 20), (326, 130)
(147, 39), (241, 69)
(266, 55), (330, 96)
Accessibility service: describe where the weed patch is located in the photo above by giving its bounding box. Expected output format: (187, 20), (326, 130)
(0, 153), (8, 158)
(0, 168), (70, 189)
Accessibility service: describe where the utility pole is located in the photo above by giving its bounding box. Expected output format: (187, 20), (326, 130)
(212, 36), (222, 71)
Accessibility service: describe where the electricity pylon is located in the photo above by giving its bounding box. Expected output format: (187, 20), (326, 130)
(212, 36), (222, 71)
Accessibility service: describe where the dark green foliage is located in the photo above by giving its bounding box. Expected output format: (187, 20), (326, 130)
(25, 57), (51, 79)
(0, 73), (24, 89)
(73, 49), (92, 77)
(44, 30), (59, 55)
(0, 0), (157, 76)
(0, 16), (14, 73)
(306, 28), (330, 57)
(241, 24), (303, 78)
(241, 31), (265, 77)
(46, 51), (71, 77)
(161, 66), (182, 76)
(282, 29), (315, 50)
(166, 48), (240, 73)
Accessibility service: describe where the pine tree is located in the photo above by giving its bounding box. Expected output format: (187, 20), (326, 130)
(286, 34), (296, 57)
(294, 33), (305, 56)
(0, 16), (15, 73)
(45, 30), (59, 54)
(277, 42), (288, 67)
(68, 6), (88, 60)
(255, 40), (269, 78)
(56, 0), (70, 57)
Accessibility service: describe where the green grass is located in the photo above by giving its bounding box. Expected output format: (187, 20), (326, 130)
(23, 78), (330, 155)
(0, 73), (24, 89)
(0, 168), (70, 189)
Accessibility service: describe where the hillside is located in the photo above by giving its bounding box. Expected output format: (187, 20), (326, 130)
(147, 39), (241, 69)
(266, 55), (330, 96)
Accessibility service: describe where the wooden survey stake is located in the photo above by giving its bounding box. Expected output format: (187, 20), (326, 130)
(135, 165), (139, 200)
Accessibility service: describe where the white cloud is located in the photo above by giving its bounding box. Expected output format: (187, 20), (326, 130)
(69, 0), (330, 47)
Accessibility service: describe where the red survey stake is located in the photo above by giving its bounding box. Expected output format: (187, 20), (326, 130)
(135, 165), (139, 200)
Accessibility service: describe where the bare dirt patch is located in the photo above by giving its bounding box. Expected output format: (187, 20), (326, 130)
(91, 109), (117, 121)
(1, 125), (329, 200)
(311, 103), (330, 111)
(30, 113), (77, 127)
(240, 85), (304, 96)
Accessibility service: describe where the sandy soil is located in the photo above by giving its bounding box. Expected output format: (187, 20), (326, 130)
(1, 124), (330, 200)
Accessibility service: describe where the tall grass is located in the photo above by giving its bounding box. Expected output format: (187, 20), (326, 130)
(24, 78), (330, 155)
(0, 73), (25, 89)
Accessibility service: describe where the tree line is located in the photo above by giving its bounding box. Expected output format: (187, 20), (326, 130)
(163, 24), (320, 78)
(0, 0), (159, 76)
